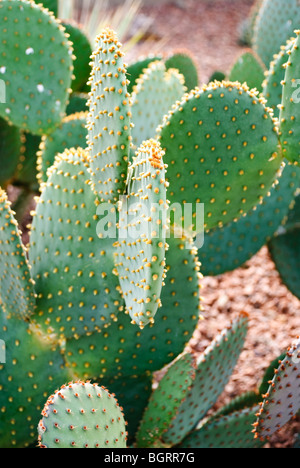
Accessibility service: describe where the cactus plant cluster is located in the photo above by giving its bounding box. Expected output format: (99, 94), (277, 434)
(0, 0), (299, 449)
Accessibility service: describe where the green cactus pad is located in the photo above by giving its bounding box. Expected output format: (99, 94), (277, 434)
(131, 61), (185, 150)
(37, 112), (88, 183)
(87, 28), (132, 203)
(0, 189), (36, 320)
(262, 38), (295, 119)
(15, 131), (40, 189)
(41, 0), (58, 17)
(228, 50), (266, 93)
(165, 50), (199, 92)
(178, 407), (263, 448)
(0, 0), (73, 135)
(284, 193), (300, 231)
(62, 21), (92, 93)
(259, 352), (287, 397)
(0, 310), (70, 448)
(158, 81), (282, 232)
(253, 0), (300, 67)
(135, 353), (196, 448)
(268, 226), (300, 300)
(64, 234), (201, 381)
(162, 313), (249, 446)
(38, 380), (127, 448)
(212, 391), (261, 420)
(115, 139), (168, 329)
(209, 71), (226, 83)
(254, 338), (300, 440)
(198, 162), (300, 276)
(0, 118), (21, 186)
(279, 30), (300, 165)
(102, 374), (153, 441)
(29, 148), (123, 340)
(66, 93), (88, 115)
(127, 55), (163, 94)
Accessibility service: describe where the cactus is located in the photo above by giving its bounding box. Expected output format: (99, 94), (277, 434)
(262, 37), (295, 119)
(158, 81), (282, 232)
(0, 0), (73, 135)
(279, 30), (300, 165)
(1, 14), (300, 449)
(165, 50), (199, 92)
(254, 338), (300, 440)
(253, 0), (300, 67)
(37, 112), (88, 183)
(0, 118), (21, 187)
(197, 162), (300, 276)
(130, 62), (186, 151)
(38, 381), (127, 448)
(228, 50), (266, 93)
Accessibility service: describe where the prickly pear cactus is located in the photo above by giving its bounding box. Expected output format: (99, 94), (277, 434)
(0, 118), (21, 186)
(38, 381), (128, 448)
(0, 0), (73, 135)
(253, 0), (300, 67)
(254, 338), (300, 440)
(37, 112), (88, 183)
(197, 162), (300, 276)
(228, 50), (266, 93)
(165, 50), (199, 92)
(279, 30), (300, 165)
(158, 81), (282, 232)
(87, 28), (132, 203)
(114, 139), (168, 329)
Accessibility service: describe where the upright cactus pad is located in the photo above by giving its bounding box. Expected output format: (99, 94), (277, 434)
(0, 189), (36, 320)
(228, 50), (266, 93)
(37, 112), (88, 183)
(198, 162), (300, 276)
(262, 38), (295, 119)
(253, 0), (300, 67)
(158, 81), (282, 232)
(165, 50), (199, 92)
(0, 0), (73, 135)
(38, 381), (127, 448)
(64, 234), (201, 381)
(135, 353), (196, 448)
(131, 61), (186, 150)
(254, 338), (300, 440)
(29, 148), (123, 340)
(0, 118), (21, 186)
(279, 30), (300, 165)
(15, 131), (41, 189)
(178, 407), (263, 448)
(114, 139), (168, 329)
(87, 28), (132, 203)
(162, 313), (249, 446)
(127, 55), (163, 94)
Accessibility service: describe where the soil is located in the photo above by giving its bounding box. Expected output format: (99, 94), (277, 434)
(129, 0), (300, 448)
(5, 0), (300, 449)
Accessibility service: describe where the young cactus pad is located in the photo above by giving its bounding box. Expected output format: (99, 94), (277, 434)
(38, 381), (128, 448)
(130, 61), (186, 151)
(87, 28), (132, 203)
(228, 50), (266, 93)
(37, 112), (88, 183)
(29, 148), (123, 340)
(0, 0), (73, 135)
(114, 139), (168, 329)
(158, 81), (282, 232)
(0, 189), (36, 320)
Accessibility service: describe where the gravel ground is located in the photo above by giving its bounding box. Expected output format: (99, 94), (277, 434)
(130, 0), (300, 448)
